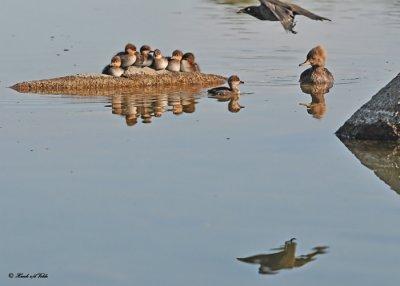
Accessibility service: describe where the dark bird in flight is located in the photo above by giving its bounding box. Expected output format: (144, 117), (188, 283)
(237, 0), (331, 34)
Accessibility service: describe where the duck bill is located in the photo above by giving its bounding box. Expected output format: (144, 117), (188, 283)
(237, 8), (245, 14)
(240, 81), (244, 84)
(299, 60), (310, 67)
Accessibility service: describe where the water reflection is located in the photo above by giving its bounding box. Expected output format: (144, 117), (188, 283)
(237, 238), (328, 275)
(299, 82), (333, 119)
(108, 85), (243, 126)
(341, 140), (400, 195)
(111, 92), (197, 126)
(209, 93), (244, 113)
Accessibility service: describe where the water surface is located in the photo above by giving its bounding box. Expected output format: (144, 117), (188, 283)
(1, 0), (400, 285)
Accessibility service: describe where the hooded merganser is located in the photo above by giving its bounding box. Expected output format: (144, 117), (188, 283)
(139, 45), (154, 67)
(151, 49), (169, 71)
(237, 0), (331, 34)
(102, 56), (124, 77)
(166, 50), (184, 72)
(180, 52), (201, 72)
(116, 43), (137, 68)
(208, 75), (244, 96)
(299, 45), (334, 84)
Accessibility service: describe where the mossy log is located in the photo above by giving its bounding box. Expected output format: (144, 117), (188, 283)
(11, 70), (227, 96)
(336, 73), (400, 141)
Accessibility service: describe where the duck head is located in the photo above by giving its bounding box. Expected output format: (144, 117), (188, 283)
(299, 45), (327, 68)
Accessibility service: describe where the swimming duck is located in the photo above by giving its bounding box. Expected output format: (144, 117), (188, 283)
(116, 43), (137, 68)
(139, 45), (154, 67)
(237, 0), (331, 34)
(151, 49), (169, 71)
(299, 45), (334, 84)
(166, 50), (184, 72)
(208, 75), (244, 96)
(180, 52), (201, 72)
(102, 56), (124, 77)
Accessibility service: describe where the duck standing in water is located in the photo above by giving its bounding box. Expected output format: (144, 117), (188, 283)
(166, 50), (184, 72)
(208, 75), (244, 96)
(237, 0), (331, 34)
(299, 45), (334, 85)
(180, 52), (201, 72)
(151, 49), (169, 70)
(102, 56), (124, 77)
(115, 43), (137, 68)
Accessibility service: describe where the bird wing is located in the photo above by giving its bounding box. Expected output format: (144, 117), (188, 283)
(259, 0), (296, 33)
(261, 0), (331, 21)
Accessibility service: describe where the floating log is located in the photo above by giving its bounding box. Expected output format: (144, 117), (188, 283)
(341, 140), (400, 195)
(10, 68), (226, 96)
(336, 73), (400, 140)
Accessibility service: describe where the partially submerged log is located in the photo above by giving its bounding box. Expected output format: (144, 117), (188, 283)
(341, 140), (400, 195)
(11, 68), (226, 96)
(336, 73), (400, 140)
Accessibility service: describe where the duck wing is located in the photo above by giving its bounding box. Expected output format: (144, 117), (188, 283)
(261, 0), (331, 21)
(259, 0), (297, 33)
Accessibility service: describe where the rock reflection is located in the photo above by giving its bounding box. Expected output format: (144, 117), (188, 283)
(237, 238), (328, 275)
(341, 140), (400, 195)
(209, 93), (244, 113)
(299, 82), (333, 119)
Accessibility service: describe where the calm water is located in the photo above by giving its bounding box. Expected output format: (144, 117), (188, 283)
(1, 0), (400, 285)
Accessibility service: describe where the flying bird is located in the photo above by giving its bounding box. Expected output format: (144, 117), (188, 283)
(237, 0), (331, 34)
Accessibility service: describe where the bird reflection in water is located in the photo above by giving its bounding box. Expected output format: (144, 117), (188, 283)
(209, 93), (244, 113)
(237, 238), (328, 275)
(111, 90), (198, 126)
(109, 84), (242, 126)
(299, 82), (333, 119)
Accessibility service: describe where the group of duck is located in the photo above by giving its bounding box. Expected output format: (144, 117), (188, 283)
(102, 44), (201, 77)
(103, 0), (335, 103)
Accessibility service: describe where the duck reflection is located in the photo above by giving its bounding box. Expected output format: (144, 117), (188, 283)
(237, 238), (328, 275)
(109, 85), (240, 126)
(209, 93), (244, 113)
(340, 140), (400, 195)
(299, 82), (333, 119)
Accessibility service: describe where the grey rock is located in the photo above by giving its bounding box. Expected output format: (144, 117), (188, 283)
(336, 73), (400, 140)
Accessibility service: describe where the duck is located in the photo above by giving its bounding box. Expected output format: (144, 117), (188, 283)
(208, 75), (244, 96)
(102, 56), (124, 77)
(115, 43), (137, 68)
(299, 45), (334, 84)
(151, 49), (169, 71)
(166, 50), (184, 72)
(139, 45), (154, 67)
(180, 52), (201, 72)
(237, 0), (331, 34)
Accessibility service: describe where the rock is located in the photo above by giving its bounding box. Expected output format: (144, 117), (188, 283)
(11, 72), (226, 96)
(336, 73), (400, 140)
(341, 140), (400, 195)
